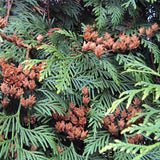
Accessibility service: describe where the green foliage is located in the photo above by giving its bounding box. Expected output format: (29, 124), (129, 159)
(107, 0), (124, 27)
(83, 0), (160, 29)
(122, 0), (136, 9)
(141, 39), (160, 72)
(59, 143), (85, 160)
(84, 0), (124, 28)
(0, 105), (58, 159)
(103, 40), (160, 160)
(83, 130), (110, 159)
(92, 3), (108, 29)
(106, 61), (160, 114)
(121, 102), (160, 140)
(100, 139), (160, 160)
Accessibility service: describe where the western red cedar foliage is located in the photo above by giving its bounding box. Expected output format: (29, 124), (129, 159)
(0, 0), (160, 160)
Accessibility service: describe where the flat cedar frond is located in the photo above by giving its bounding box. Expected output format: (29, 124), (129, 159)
(35, 99), (64, 116)
(100, 139), (160, 159)
(59, 142), (85, 160)
(18, 125), (57, 150)
(55, 30), (78, 42)
(93, 4), (108, 29)
(55, 60), (73, 94)
(107, 61), (160, 114)
(16, 147), (49, 160)
(122, 122), (160, 140)
(0, 110), (57, 159)
(0, 140), (13, 159)
(141, 39), (160, 72)
(87, 107), (105, 136)
(83, 130), (110, 159)
(122, 0), (137, 9)
(114, 150), (137, 160)
(107, 0), (124, 27)
(116, 53), (152, 82)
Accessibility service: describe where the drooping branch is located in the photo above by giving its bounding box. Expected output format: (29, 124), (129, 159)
(0, 32), (29, 48)
(5, 0), (13, 23)
(0, 0), (13, 29)
(0, 32), (41, 60)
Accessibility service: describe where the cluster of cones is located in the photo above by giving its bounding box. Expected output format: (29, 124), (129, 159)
(53, 87), (90, 141)
(0, 58), (44, 109)
(103, 97), (144, 144)
(82, 23), (159, 58)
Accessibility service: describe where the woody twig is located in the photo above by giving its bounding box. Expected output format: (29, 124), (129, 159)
(0, 32), (41, 60)
(5, 0), (13, 23)
(0, 0), (13, 29)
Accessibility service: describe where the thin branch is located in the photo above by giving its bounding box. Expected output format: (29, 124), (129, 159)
(26, 48), (31, 60)
(0, 0), (13, 29)
(0, 32), (41, 60)
(34, 6), (46, 16)
(5, 0), (13, 24)
(0, 32), (29, 48)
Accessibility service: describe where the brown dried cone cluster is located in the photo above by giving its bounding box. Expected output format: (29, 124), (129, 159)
(103, 97), (144, 144)
(82, 86), (90, 106)
(82, 25), (141, 58)
(0, 33), (29, 48)
(127, 134), (143, 144)
(24, 115), (36, 124)
(57, 146), (64, 153)
(0, 32), (45, 60)
(54, 103), (90, 140)
(54, 87), (90, 141)
(0, 58), (45, 109)
(37, 34), (44, 43)
(82, 23), (159, 58)
(139, 23), (159, 38)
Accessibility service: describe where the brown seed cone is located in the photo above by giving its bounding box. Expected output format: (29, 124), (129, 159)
(82, 87), (89, 96)
(152, 23), (159, 32)
(37, 34), (44, 43)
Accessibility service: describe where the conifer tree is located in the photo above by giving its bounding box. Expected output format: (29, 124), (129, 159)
(0, 0), (160, 159)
